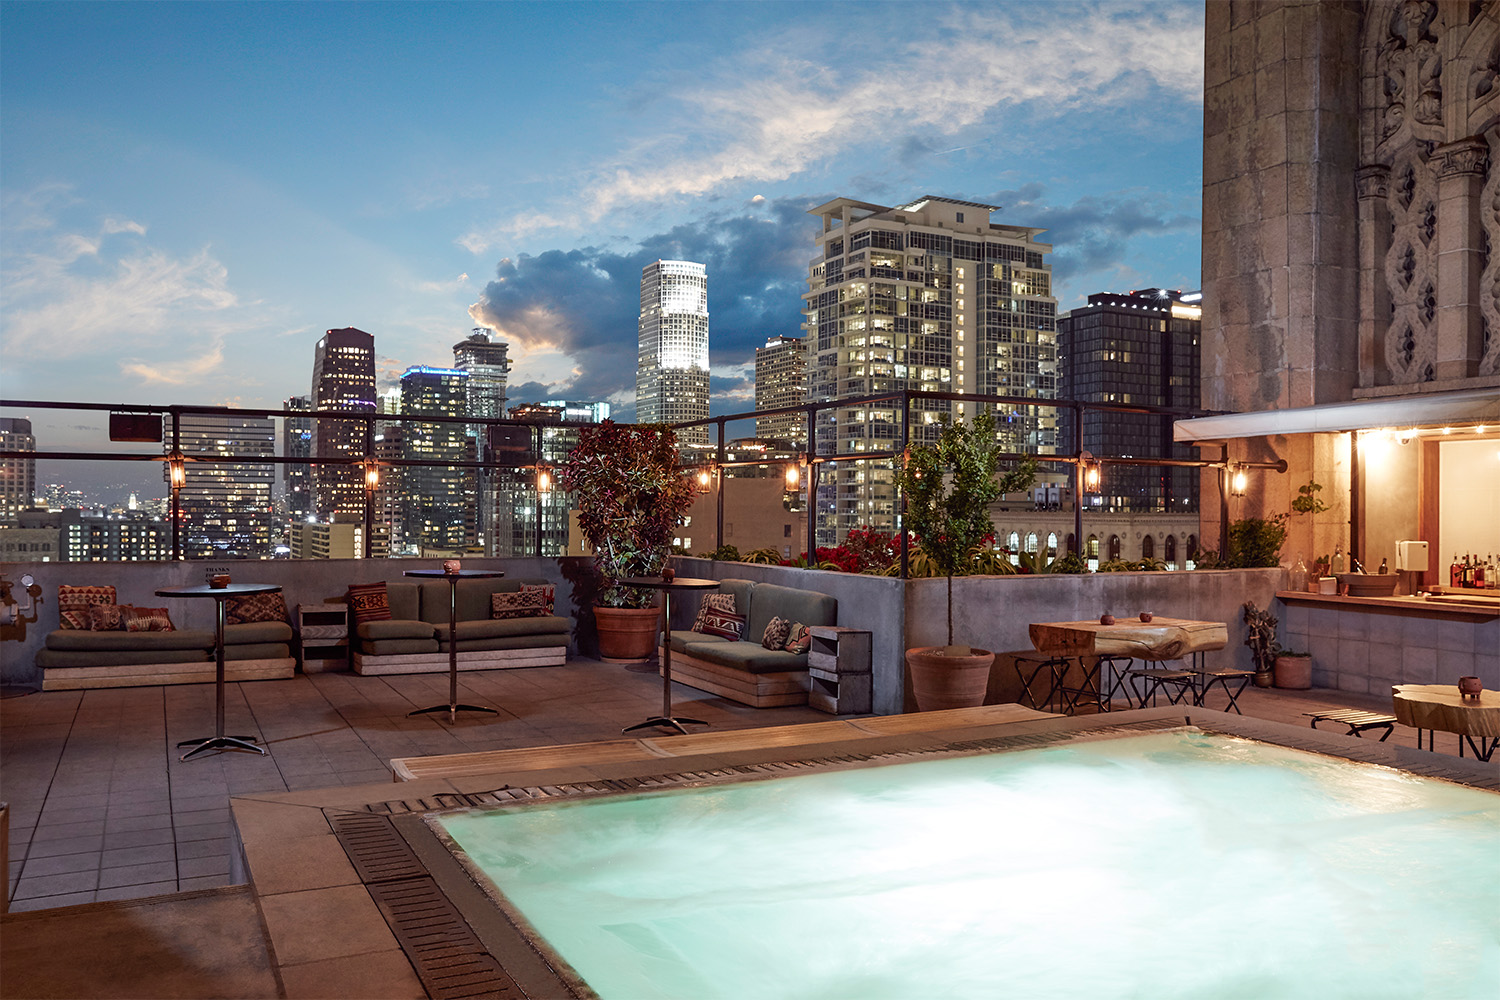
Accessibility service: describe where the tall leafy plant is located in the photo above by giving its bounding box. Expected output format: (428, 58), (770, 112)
(895, 411), (1036, 647)
(559, 421), (698, 609)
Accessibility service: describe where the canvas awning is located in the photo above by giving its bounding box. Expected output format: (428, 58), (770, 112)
(1172, 387), (1500, 442)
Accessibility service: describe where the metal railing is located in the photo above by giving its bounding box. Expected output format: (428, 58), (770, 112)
(1, 392), (1286, 572)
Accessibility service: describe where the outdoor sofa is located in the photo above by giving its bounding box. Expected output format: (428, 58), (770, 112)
(350, 577), (572, 675)
(664, 577), (837, 707)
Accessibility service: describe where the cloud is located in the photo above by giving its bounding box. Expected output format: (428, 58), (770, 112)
(468, 195), (821, 406)
(119, 339), (226, 385)
(465, 2), (1203, 240)
(415, 272), (471, 294)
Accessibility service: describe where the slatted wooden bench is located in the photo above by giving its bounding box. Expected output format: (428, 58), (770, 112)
(1304, 709), (1397, 740)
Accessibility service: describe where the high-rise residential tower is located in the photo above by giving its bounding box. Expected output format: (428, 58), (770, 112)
(309, 327), (376, 520)
(452, 329), (511, 552)
(637, 260), (709, 444)
(1057, 289), (1202, 513)
(399, 366), (469, 555)
(282, 396), (313, 522)
(0, 417), (36, 526)
(169, 413), (275, 559)
(754, 336), (808, 444)
(803, 196), (1058, 542)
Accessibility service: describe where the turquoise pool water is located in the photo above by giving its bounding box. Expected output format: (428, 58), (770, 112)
(435, 731), (1500, 999)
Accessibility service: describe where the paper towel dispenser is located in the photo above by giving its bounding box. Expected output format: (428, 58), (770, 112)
(1396, 540), (1429, 572)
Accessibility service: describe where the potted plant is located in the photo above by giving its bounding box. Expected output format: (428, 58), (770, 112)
(1241, 601), (1279, 687)
(895, 411), (1035, 710)
(1242, 600), (1312, 688)
(560, 421), (698, 662)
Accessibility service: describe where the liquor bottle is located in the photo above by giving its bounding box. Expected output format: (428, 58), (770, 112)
(1290, 554), (1308, 593)
(1378, 556), (1388, 575)
(1477, 556), (1487, 590)
(1451, 553), (1463, 588)
(1333, 544), (1345, 575)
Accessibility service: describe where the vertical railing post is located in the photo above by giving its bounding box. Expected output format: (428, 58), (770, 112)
(363, 414), (374, 559)
(805, 405), (817, 563)
(1072, 401), (1084, 554)
(170, 409), (181, 562)
(715, 418), (725, 554)
(899, 390), (910, 579)
(1218, 444), (1231, 562)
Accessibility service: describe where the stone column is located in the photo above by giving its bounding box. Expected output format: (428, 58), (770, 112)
(1356, 164), (1393, 386)
(1433, 136), (1488, 380)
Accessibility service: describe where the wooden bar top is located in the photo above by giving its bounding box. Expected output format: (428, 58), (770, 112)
(1276, 591), (1499, 622)
(1029, 617), (1228, 660)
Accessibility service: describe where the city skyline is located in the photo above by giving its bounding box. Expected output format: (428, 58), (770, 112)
(2, 1), (1206, 462)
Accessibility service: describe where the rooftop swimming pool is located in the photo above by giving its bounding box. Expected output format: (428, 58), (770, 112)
(432, 729), (1500, 999)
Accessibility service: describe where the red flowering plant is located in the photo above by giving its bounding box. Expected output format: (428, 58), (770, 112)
(559, 421), (698, 608)
(894, 411), (1035, 646)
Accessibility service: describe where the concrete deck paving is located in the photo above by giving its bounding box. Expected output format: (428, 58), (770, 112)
(1, 659), (1489, 998)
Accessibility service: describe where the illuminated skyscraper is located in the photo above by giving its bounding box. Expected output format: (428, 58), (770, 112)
(309, 327), (376, 519)
(803, 196), (1058, 543)
(0, 417), (36, 526)
(282, 396), (313, 521)
(399, 366), (469, 554)
(453, 329), (511, 552)
(170, 413), (275, 559)
(754, 336), (808, 444)
(637, 260), (709, 444)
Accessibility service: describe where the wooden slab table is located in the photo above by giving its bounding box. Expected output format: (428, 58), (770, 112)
(1391, 684), (1500, 761)
(1029, 617), (1228, 659)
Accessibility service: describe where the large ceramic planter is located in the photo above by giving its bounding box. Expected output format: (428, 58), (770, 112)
(906, 646), (995, 711)
(594, 606), (662, 664)
(1273, 654), (1312, 689)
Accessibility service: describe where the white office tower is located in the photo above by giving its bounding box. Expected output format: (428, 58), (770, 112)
(754, 336), (808, 444)
(803, 196), (1058, 544)
(637, 260), (709, 445)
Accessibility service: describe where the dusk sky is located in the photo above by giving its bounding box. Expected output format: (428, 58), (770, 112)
(2, 0), (1204, 469)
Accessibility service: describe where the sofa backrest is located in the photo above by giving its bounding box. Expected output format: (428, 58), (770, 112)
(386, 582), (422, 621)
(418, 578), (524, 625)
(745, 581), (836, 640)
(714, 579), (757, 622)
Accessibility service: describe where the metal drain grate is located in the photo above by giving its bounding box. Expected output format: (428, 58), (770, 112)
(366, 878), (527, 1000)
(328, 811), (427, 884)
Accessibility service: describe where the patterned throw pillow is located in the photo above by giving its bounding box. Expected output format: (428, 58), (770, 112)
(58, 585), (118, 629)
(692, 592), (736, 632)
(698, 609), (746, 641)
(124, 606), (175, 632)
(88, 603), (131, 631)
(492, 590), (548, 620)
(519, 583), (555, 615)
(783, 622), (812, 654)
(346, 582), (391, 624)
(225, 591), (289, 625)
(761, 616), (792, 650)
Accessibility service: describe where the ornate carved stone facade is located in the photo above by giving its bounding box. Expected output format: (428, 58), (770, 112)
(1361, 0), (1500, 385)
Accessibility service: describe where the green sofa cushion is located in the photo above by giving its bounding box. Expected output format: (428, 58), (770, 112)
(225, 643), (292, 660)
(385, 581), (422, 621)
(683, 640), (809, 674)
(357, 619), (437, 641)
(38, 648), (208, 667)
(444, 616), (572, 642)
(224, 621), (294, 644)
(360, 637), (439, 655)
(744, 582), (837, 644)
(418, 578), (522, 625)
(46, 629), (213, 652)
(666, 628), (729, 652)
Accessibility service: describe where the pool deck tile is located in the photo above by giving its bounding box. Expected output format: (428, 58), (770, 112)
(257, 883), (403, 968)
(239, 832), (359, 897)
(278, 950), (428, 1000)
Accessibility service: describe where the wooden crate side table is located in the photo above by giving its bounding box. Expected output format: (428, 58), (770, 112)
(297, 603), (350, 672)
(808, 626), (872, 714)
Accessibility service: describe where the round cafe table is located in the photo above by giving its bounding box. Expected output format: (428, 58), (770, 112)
(1391, 683), (1500, 761)
(155, 583), (279, 761)
(403, 569), (504, 721)
(617, 577), (719, 736)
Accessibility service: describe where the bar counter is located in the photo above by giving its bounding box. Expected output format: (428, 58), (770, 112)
(1273, 591), (1499, 696)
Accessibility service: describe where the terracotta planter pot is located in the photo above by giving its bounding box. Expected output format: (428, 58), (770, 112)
(594, 606), (662, 664)
(1273, 654), (1312, 690)
(906, 646), (995, 711)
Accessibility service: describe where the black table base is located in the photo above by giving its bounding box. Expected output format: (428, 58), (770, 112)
(403, 569), (504, 722)
(177, 735), (264, 761)
(623, 713), (707, 737)
(409, 702), (498, 721)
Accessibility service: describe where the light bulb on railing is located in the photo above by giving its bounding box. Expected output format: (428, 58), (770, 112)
(785, 464), (800, 488)
(1230, 465), (1248, 497)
